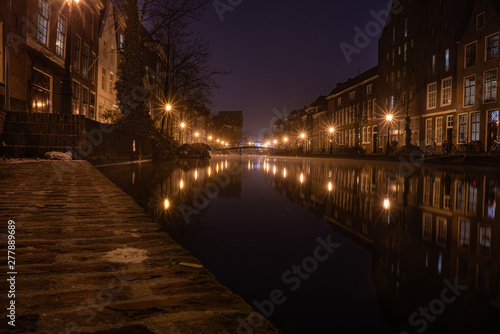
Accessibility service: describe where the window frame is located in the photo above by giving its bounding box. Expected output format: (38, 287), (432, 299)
(427, 82), (437, 109)
(441, 77), (452, 106)
(465, 42), (477, 68)
(37, 0), (50, 46)
(464, 75), (476, 107)
(484, 69), (497, 103)
(485, 33), (499, 61)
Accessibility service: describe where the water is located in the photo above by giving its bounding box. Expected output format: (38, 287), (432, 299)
(99, 155), (500, 334)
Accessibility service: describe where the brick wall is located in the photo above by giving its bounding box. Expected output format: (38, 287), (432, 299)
(0, 112), (153, 164)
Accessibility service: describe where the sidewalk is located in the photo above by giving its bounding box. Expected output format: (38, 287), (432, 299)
(0, 160), (279, 333)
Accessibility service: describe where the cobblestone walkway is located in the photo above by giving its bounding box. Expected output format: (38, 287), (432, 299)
(0, 161), (278, 334)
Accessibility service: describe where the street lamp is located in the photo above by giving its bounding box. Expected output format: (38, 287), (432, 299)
(329, 127), (335, 154)
(386, 114), (393, 154)
(179, 122), (186, 143)
(59, 0), (80, 114)
(300, 133), (306, 153)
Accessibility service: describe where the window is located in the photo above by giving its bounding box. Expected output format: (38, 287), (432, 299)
(459, 219), (470, 249)
(90, 92), (95, 119)
(427, 83), (437, 109)
(73, 36), (81, 71)
(476, 12), (485, 29)
(484, 69), (497, 102)
(433, 178), (441, 207)
(486, 34), (499, 60)
(101, 68), (107, 91)
(471, 112), (480, 141)
(404, 42), (408, 62)
(441, 77), (452, 106)
(363, 127), (367, 143)
(337, 97), (341, 106)
(367, 100), (372, 119)
(367, 84), (373, 95)
(119, 34), (125, 51)
(424, 177), (432, 205)
(367, 127), (371, 143)
(436, 117), (443, 145)
(447, 115), (454, 128)
(82, 87), (89, 116)
(411, 118), (419, 145)
(83, 45), (89, 76)
(31, 68), (51, 113)
(465, 43), (477, 67)
(55, 16), (67, 58)
(458, 114), (468, 143)
(464, 75), (475, 106)
(72, 81), (80, 114)
(436, 217), (447, 246)
(468, 184), (478, 213)
(89, 52), (96, 83)
(109, 72), (113, 93)
(456, 181), (465, 210)
(37, 0), (50, 45)
(432, 55), (436, 75)
(404, 17), (408, 37)
(444, 49), (450, 72)
(349, 91), (355, 101)
(423, 213), (432, 241)
(425, 119), (433, 145)
(478, 225), (491, 256)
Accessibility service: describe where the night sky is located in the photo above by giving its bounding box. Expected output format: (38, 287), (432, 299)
(193, 0), (389, 137)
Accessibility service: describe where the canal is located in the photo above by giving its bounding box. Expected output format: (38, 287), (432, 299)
(99, 155), (500, 334)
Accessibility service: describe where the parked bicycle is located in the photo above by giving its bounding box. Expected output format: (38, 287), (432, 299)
(488, 139), (500, 154)
(457, 138), (482, 155)
(442, 139), (458, 155)
(425, 139), (437, 156)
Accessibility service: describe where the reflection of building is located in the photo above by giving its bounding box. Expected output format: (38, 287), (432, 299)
(213, 111), (243, 147)
(262, 157), (499, 330)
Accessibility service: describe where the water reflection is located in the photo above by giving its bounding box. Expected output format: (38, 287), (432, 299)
(99, 156), (500, 333)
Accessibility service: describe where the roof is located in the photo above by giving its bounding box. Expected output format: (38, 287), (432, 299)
(328, 66), (378, 97)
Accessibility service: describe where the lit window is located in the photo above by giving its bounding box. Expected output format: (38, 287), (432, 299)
(427, 82), (437, 109)
(55, 16), (66, 58)
(83, 45), (89, 76)
(444, 49), (450, 71)
(464, 75), (475, 106)
(425, 118), (433, 145)
(458, 114), (468, 143)
(471, 112), (480, 141)
(31, 68), (51, 113)
(441, 77), (452, 106)
(484, 69), (497, 102)
(101, 68), (107, 91)
(436, 117), (443, 145)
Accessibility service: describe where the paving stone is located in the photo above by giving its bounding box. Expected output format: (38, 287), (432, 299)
(0, 161), (279, 334)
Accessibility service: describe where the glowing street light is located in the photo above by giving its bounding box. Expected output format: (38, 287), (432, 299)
(328, 182), (333, 192)
(165, 104), (172, 111)
(383, 197), (390, 210)
(284, 137), (288, 142)
(208, 136), (212, 140)
(329, 127), (334, 133)
(386, 114), (394, 154)
(164, 199), (170, 210)
(195, 132), (199, 137)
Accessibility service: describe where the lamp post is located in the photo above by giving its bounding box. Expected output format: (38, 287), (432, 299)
(59, 0), (80, 114)
(386, 114), (393, 154)
(329, 127), (334, 154)
(300, 133), (306, 153)
(165, 104), (172, 135)
(180, 122), (186, 143)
